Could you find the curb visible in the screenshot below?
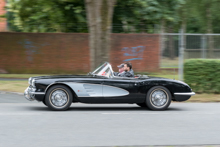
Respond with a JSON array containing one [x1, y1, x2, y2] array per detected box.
[[0, 91, 23, 95], [0, 78, 27, 81], [0, 77, 28, 79]]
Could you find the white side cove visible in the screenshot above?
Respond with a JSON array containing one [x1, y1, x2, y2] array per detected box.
[[64, 83, 129, 97], [102, 85, 129, 97]]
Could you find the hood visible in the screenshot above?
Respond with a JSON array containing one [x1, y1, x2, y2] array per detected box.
[[32, 75, 91, 80], [147, 76, 169, 79], [145, 76, 189, 86]]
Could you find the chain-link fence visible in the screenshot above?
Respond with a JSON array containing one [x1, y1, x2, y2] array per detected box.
[[160, 33, 220, 68], [160, 34, 179, 68], [185, 34, 220, 59], [160, 32, 220, 81]]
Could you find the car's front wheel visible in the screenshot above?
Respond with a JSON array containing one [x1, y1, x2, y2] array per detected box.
[[45, 85, 73, 111], [42, 100, 47, 106], [146, 86, 171, 110]]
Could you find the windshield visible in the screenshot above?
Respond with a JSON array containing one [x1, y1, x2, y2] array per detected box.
[[92, 62, 114, 78], [91, 62, 148, 79]]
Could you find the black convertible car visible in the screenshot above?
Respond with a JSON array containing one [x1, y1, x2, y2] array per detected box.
[[24, 62, 195, 111]]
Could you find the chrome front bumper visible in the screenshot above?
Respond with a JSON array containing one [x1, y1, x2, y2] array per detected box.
[[24, 87, 36, 101], [24, 87, 45, 101]]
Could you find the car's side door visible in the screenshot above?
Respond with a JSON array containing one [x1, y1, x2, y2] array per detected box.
[[61, 76, 105, 103], [102, 77, 143, 103]]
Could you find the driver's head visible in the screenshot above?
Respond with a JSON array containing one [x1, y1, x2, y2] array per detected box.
[[117, 64, 124, 73], [124, 62, 132, 71]]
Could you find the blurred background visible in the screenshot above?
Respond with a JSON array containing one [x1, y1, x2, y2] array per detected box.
[[0, 0, 220, 100]]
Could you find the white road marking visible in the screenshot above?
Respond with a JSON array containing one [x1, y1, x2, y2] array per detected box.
[[101, 112, 217, 115], [0, 113, 41, 116], [102, 113, 178, 115]]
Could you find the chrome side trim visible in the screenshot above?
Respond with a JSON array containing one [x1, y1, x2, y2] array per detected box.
[[31, 92, 45, 95], [174, 92, 195, 96]]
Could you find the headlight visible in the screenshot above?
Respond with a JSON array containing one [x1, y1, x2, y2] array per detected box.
[[28, 77, 32, 85], [31, 79, 36, 87]]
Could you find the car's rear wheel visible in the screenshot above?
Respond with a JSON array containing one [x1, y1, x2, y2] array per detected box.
[[146, 86, 171, 110], [45, 85, 73, 111]]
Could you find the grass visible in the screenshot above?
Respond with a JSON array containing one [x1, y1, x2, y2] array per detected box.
[[0, 81, 28, 93], [186, 94, 220, 102], [160, 57, 179, 68]]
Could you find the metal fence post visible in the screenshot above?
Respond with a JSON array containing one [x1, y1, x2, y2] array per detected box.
[[201, 35, 207, 58], [159, 30, 164, 69], [178, 29, 184, 81]]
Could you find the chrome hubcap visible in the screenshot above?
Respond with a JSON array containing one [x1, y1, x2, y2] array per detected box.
[[151, 90, 167, 107], [51, 90, 68, 107]]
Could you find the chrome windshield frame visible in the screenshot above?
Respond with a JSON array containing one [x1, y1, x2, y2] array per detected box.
[[92, 62, 115, 78]]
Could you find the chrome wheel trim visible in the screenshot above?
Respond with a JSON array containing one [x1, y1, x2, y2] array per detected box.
[[150, 89, 169, 108], [49, 88, 69, 108]]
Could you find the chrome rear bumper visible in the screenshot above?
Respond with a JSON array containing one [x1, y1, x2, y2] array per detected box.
[[173, 92, 195, 102], [174, 92, 195, 96]]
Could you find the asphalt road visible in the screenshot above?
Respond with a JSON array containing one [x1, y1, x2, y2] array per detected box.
[[0, 92, 220, 147]]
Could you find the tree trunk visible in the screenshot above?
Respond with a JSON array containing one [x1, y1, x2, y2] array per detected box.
[[85, 0, 116, 71], [206, 3, 213, 58]]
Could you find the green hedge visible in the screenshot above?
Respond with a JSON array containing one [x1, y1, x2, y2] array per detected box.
[[184, 59, 220, 93]]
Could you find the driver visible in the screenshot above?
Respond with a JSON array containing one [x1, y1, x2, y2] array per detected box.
[[113, 63, 124, 76], [118, 62, 134, 77]]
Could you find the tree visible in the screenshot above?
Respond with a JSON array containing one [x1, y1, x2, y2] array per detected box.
[[159, 0, 183, 60], [148, 0, 185, 60], [7, 0, 116, 70], [112, 0, 151, 33], [6, 0, 87, 32], [187, 0, 220, 58], [85, 0, 116, 70], [7, 0, 220, 64]]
